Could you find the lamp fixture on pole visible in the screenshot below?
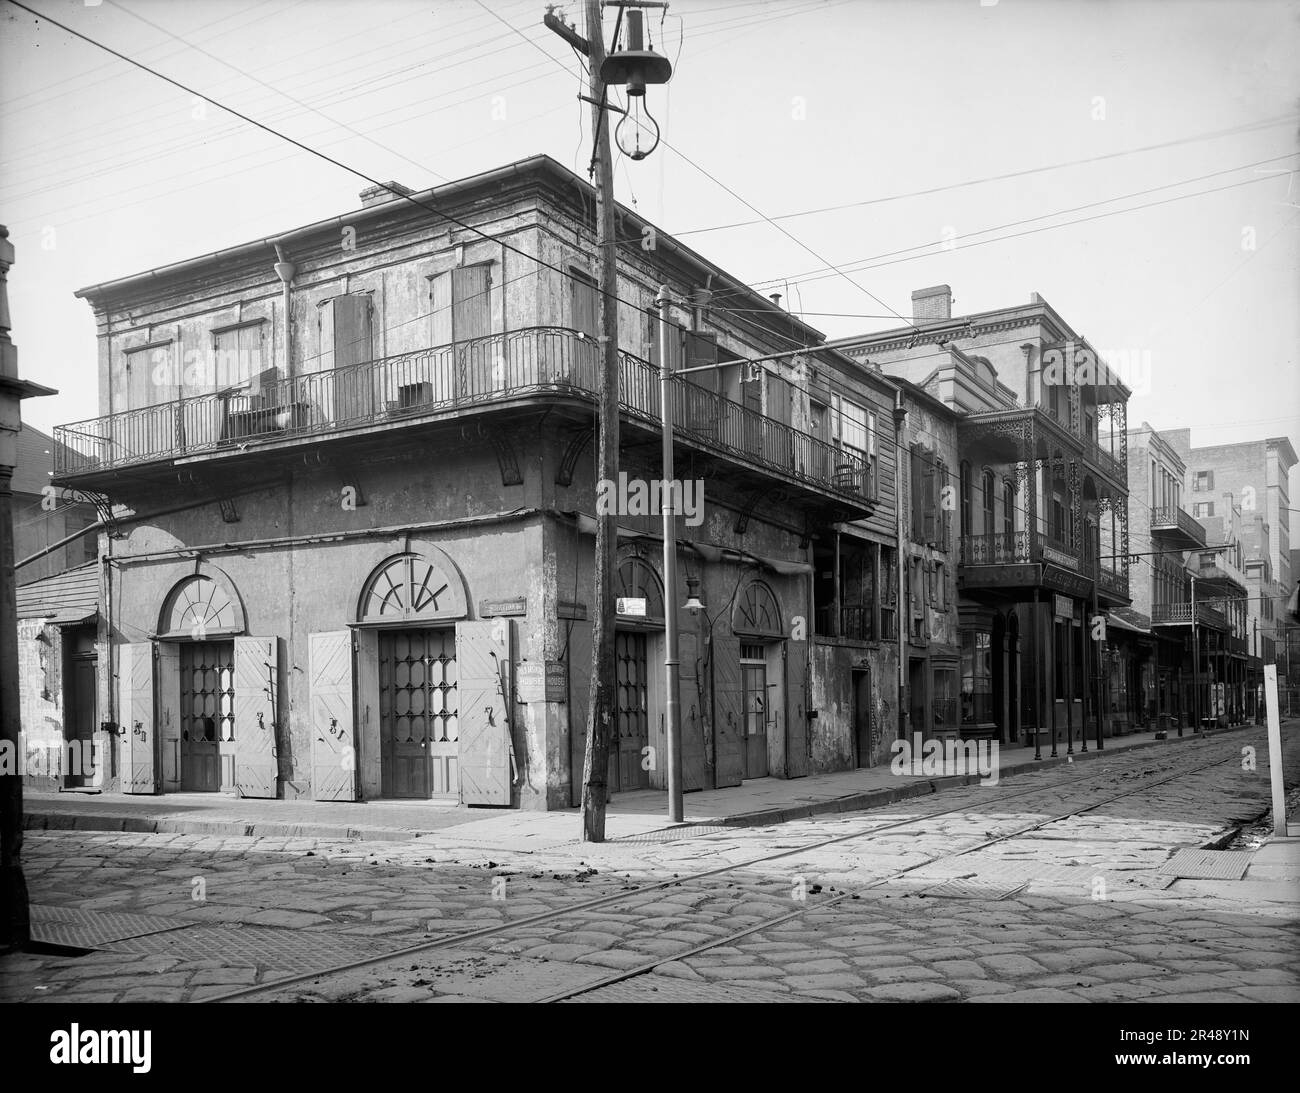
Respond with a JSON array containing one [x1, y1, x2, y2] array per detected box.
[[600, 7, 672, 160]]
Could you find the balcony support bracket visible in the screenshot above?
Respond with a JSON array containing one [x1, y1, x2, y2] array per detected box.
[[735, 487, 784, 535], [479, 425, 523, 487], [556, 425, 594, 488]]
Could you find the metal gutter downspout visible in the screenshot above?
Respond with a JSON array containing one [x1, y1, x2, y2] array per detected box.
[[893, 385, 908, 748], [273, 246, 296, 381]]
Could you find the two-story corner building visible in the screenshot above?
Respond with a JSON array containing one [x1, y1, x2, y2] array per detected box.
[[839, 286, 1134, 753], [49, 154, 896, 809]]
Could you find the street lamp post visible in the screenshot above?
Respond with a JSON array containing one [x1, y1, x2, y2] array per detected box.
[[657, 285, 684, 823], [1190, 573, 1199, 736]]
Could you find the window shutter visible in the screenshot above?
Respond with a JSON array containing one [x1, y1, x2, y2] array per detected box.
[[922, 460, 937, 542], [430, 272, 452, 347], [570, 271, 599, 338], [333, 295, 373, 368], [453, 265, 491, 341]]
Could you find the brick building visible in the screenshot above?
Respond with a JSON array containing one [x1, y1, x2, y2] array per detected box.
[[1164, 430, 1296, 721], [45, 155, 901, 806], [840, 286, 1133, 751]]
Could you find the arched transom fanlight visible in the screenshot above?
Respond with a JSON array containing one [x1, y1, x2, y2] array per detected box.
[[161, 575, 241, 639], [733, 580, 783, 638], [359, 552, 466, 624], [616, 555, 664, 620]]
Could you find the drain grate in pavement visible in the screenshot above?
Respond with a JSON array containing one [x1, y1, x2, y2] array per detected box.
[[30, 906, 195, 949], [1159, 849, 1252, 880], [566, 976, 812, 1003], [98, 923, 408, 969], [920, 877, 1029, 901], [613, 823, 733, 844]]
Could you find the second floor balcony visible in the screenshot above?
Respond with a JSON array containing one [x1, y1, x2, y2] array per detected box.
[[1150, 506, 1207, 550], [959, 530, 1130, 603], [53, 326, 876, 514], [1151, 600, 1227, 630]]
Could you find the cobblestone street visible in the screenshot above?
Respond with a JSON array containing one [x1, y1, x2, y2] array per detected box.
[[3, 726, 1296, 1003]]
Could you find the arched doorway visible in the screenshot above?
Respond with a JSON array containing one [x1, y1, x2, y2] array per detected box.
[[732, 580, 785, 780], [612, 554, 664, 794], [145, 570, 274, 798], [346, 548, 479, 802]]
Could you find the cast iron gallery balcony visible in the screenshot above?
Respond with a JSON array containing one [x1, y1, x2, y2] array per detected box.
[[1149, 505, 1207, 550], [959, 531, 1130, 599], [53, 326, 876, 509]]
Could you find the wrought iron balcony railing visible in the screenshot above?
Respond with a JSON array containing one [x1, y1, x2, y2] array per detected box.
[[959, 530, 1080, 567], [1096, 566, 1129, 599], [54, 326, 876, 506], [1151, 601, 1227, 628], [1150, 505, 1207, 546]]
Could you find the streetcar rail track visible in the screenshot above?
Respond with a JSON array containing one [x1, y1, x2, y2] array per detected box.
[[205, 733, 1243, 1002]]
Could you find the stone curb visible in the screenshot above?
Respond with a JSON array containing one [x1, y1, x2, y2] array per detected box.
[[22, 723, 1257, 844]]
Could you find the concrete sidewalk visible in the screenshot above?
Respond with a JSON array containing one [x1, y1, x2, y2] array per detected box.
[[22, 721, 1276, 847]]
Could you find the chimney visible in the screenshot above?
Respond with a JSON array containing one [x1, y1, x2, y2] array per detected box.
[[359, 181, 414, 208], [911, 284, 952, 322], [769, 292, 783, 308]]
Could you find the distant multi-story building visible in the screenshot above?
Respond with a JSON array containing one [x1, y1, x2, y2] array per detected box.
[[1164, 430, 1296, 720], [841, 285, 1133, 751]]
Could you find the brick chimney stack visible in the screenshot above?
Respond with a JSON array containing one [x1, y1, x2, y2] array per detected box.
[[911, 284, 952, 322], [359, 181, 414, 207]]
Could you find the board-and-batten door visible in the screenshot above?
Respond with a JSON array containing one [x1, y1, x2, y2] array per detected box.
[[354, 628, 381, 800], [310, 630, 358, 801], [232, 636, 278, 798], [156, 643, 182, 792], [455, 620, 512, 806], [319, 295, 374, 423], [118, 643, 156, 794], [710, 635, 745, 788]]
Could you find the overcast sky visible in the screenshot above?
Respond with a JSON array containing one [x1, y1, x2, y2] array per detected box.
[[2, 0, 1298, 501]]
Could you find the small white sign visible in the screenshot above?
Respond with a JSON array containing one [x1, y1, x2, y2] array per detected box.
[[616, 597, 647, 617], [1054, 594, 1074, 620]]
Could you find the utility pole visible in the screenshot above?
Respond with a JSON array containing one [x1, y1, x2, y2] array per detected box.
[[547, 2, 671, 840], [556, 0, 620, 842], [1, 225, 55, 953]]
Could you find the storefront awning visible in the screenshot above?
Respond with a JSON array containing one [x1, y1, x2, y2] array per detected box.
[[1107, 609, 1152, 635]]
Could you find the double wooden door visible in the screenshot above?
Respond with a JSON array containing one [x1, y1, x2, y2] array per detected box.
[[612, 631, 650, 793], [379, 628, 459, 799], [180, 641, 236, 792]]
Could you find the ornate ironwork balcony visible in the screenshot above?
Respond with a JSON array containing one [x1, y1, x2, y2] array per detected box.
[[54, 327, 876, 508], [960, 531, 1032, 565], [1150, 506, 1207, 549], [1152, 601, 1227, 628]]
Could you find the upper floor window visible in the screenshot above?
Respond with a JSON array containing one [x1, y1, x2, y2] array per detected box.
[[212, 320, 265, 390], [832, 395, 871, 461], [1193, 501, 1214, 518], [1193, 470, 1213, 492], [960, 461, 972, 537], [981, 470, 996, 536], [321, 294, 373, 370], [569, 269, 599, 339], [430, 264, 491, 346]]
